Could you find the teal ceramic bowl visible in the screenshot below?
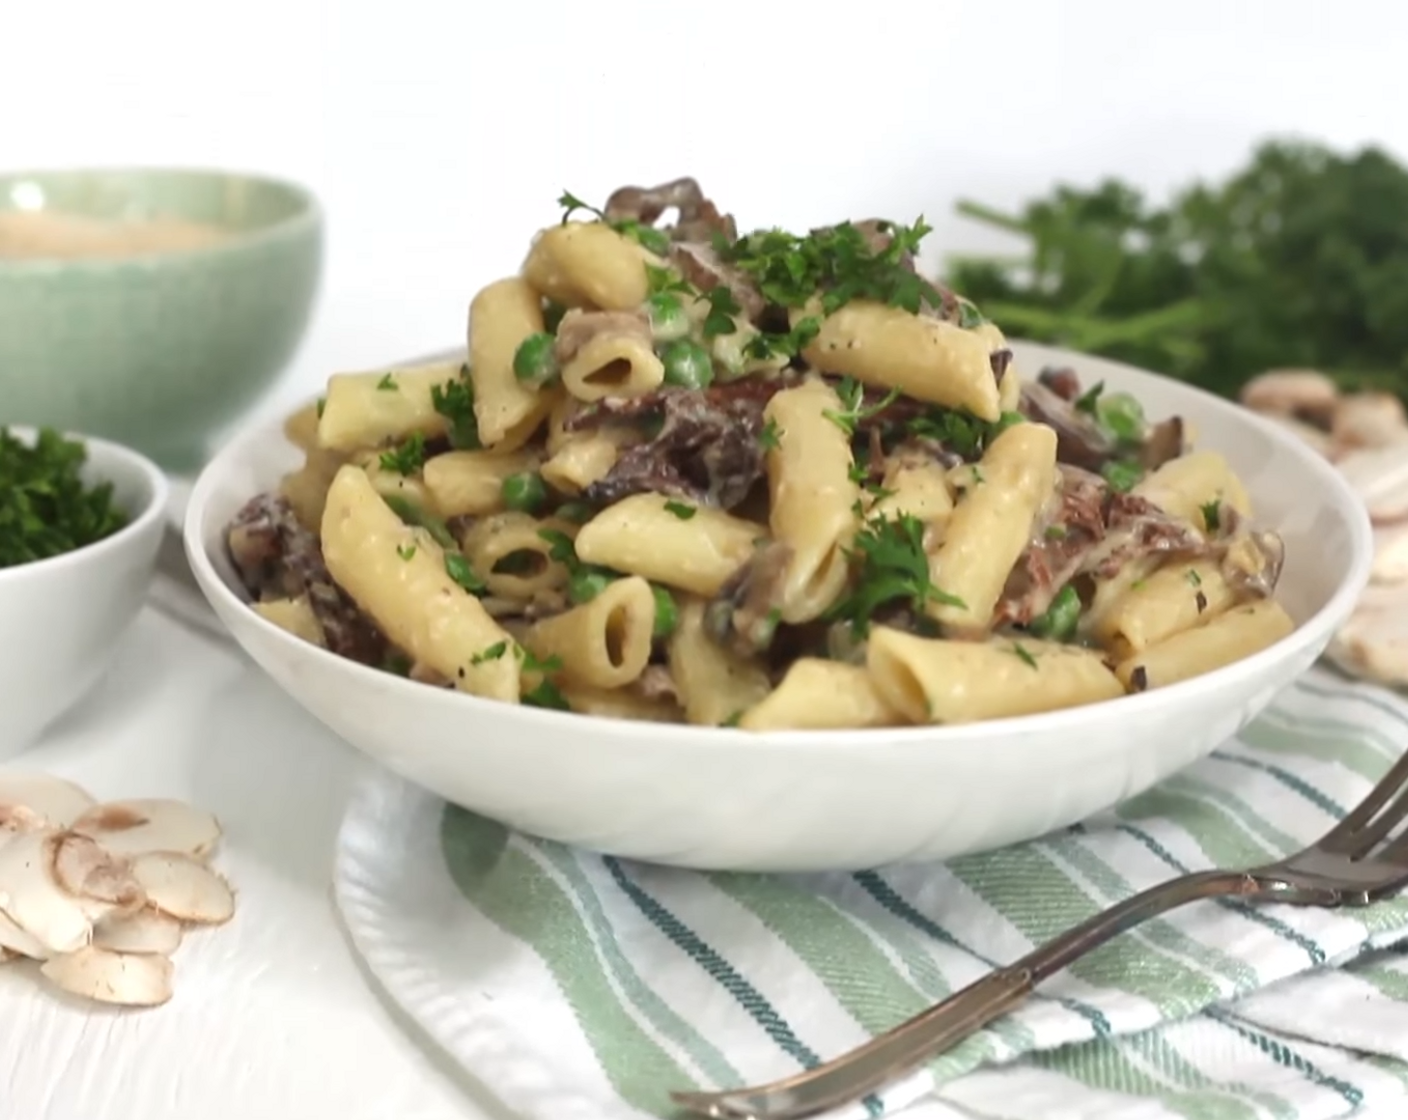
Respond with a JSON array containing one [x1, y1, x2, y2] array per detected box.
[[0, 168, 323, 471]]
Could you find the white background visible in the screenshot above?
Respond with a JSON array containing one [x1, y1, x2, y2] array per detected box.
[[6, 0, 1407, 435]]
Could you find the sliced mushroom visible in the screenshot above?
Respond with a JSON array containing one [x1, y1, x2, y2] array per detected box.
[[1327, 583, 1408, 687], [73, 800, 221, 861], [50, 831, 146, 915], [1372, 525, 1408, 585], [1239, 369, 1340, 426], [1331, 392, 1408, 452], [1335, 444, 1408, 524], [40, 946, 173, 1007], [131, 853, 235, 926], [0, 774, 96, 831], [0, 831, 97, 954], [92, 907, 183, 956], [0, 907, 48, 960], [1257, 412, 1336, 458]]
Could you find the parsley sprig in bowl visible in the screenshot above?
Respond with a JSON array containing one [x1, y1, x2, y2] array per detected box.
[[0, 425, 168, 751]]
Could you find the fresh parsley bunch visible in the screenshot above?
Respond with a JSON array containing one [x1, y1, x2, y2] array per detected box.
[[0, 427, 128, 569]]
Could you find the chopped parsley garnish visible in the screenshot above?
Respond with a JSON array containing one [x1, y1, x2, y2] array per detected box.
[[1044, 525, 1068, 540], [0, 427, 128, 569], [1101, 460, 1143, 493], [538, 528, 618, 603], [720, 219, 943, 317], [315, 397, 326, 419], [1074, 379, 1146, 444], [1028, 585, 1081, 643], [956, 300, 986, 329], [907, 408, 1022, 460], [516, 645, 564, 675], [431, 372, 481, 450], [1200, 500, 1222, 533], [471, 640, 509, 665], [557, 189, 670, 255], [646, 265, 692, 295], [663, 500, 696, 520], [382, 652, 412, 677], [382, 495, 456, 549], [1186, 569, 1203, 587], [538, 528, 577, 565], [379, 432, 427, 476], [524, 680, 571, 710], [1010, 642, 1039, 669], [826, 513, 964, 635], [759, 418, 783, 451], [700, 286, 742, 338], [823, 376, 899, 437], [444, 552, 487, 595], [1074, 380, 1105, 414], [396, 542, 417, 561], [376, 373, 397, 391], [742, 315, 822, 361], [721, 710, 744, 728]]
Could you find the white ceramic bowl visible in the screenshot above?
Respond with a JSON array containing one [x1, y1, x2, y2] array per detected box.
[[0, 428, 167, 755], [185, 343, 1373, 871]]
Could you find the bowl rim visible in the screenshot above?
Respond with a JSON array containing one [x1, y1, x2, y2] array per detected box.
[[0, 425, 169, 583], [185, 343, 1375, 748], [0, 165, 322, 272]]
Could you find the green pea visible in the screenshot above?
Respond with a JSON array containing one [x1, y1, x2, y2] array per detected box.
[[1096, 391, 1146, 444], [1029, 584, 1081, 642], [650, 585, 679, 639], [513, 332, 559, 387], [569, 568, 615, 604], [554, 500, 594, 524], [646, 292, 690, 342], [501, 471, 548, 513], [1101, 460, 1143, 494], [658, 338, 715, 390]]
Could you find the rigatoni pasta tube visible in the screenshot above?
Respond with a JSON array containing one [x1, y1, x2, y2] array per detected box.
[[560, 329, 665, 402], [738, 660, 902, 731], [541, 433, 624, 494], [422, 449, 538, 518], [460, 512, 572, 600], [522, 576, 655, 689], [574, 493, 765, 596], [317, 362, 462, 452], [469, 278, 548, 446], [800, 301, 1002, 421], [1094, 558, 1238, 658], [558, 682, 683, 724], [1115, 599, 1295, 692], [521, 221, 652, 310], [1133, 451, 1252, 526], [320, 466, 519, 702], [764, 379, 860, 622], [867, 628, 1123, 725], [668, 600, 772, 727], [927, 423, 1058, 631]]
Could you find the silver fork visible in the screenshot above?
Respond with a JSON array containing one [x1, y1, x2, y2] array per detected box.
[[672, 745, 1408, 1120]]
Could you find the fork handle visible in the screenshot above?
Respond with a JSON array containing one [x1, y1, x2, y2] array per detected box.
[[671, 869, 1259, 1120]]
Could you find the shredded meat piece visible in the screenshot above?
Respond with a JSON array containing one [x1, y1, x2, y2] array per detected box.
[[670, 241, 766, 321], [703, 541, 793, 658], [996, 467, 1108, 624], [554, 308, 652, 366], [566, 381, 796, 509], [604, 178, 737, 243], [225, 493, 386, 664], [1099, 491, 1208, 577]]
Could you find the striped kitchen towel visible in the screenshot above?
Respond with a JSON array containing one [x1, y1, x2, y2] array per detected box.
[[334, 667, 1408, 1120]]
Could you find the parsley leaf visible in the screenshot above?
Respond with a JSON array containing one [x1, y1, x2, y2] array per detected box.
[[906, 408, 1021, 460], [396, 542, 416, 561], [1010, 641, 1039, 669], [663, 500, 696, 520], [315, 397, 326, 419], [382, 495, 456, 549], [0, 427, 128, 569], [700, 286, 741, 338], [524, 680, 571, 710], [1186, 569, 1203, 587], [516, 644, 564, 674], [558, 190, 602, 223], [471, 640, 509, 665], [646, 265, 692, 295], [376, 373, 397, 391], [826, 513, 965, 635], [823, 376, 900, 436], [557, 190, 670, 255], [758, 418, 783, 450], [1200, 500, 1222, 533], [444, 552, 487, 595], [379, 432, 427, 476], [431, 372, 481, 450], [1074, 380, 1105, 414]]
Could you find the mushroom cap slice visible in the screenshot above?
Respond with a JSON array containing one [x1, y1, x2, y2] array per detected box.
[[1336, 444, 1408, 525], [40, 946, 173, 1007], [1240, 369, 1340, 423], [50, 832, 145, 916], [130, 853, 235, 926], [0, 774, 96, 831], [0, 907, 48, 960], [92, 908, 183, 956], [73, 800, 221, 861], [0, 831, 96, 955]]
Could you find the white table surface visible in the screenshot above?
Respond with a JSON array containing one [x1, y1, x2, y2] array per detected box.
[[3, 606, 497, 1120]]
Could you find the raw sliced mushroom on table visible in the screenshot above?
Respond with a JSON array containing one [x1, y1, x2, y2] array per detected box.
[[1239, 370, 1408, 686], [0, 774, 236, 1007]]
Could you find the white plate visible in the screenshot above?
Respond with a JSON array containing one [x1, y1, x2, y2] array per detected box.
[[184, 342, 1373, 871]]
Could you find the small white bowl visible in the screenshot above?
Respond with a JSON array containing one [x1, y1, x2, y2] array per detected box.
[[0, 428, 167, 755], [185, 343, 1373, 872]]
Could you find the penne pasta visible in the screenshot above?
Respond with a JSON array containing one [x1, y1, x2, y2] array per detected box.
[[1115, 599, 1295, 692], [469, 277, 549, 446], [1133, 450, 1252, 526], [521, 221, 654, 310], [317, 361, 463, 452], [522, 576, 656, 689], [558, 681, 684, 723], [667, 599, 772, 727], [459, 512, 572, 600], [319, 466, 520, 702], [928, 422, 1058, 631], [573, 493, 765, 597], [764, 379, 861, 622], [1094, 557, 1238, 658], [800, 300, 1003, 421], [284, 402, 322, 452], [540, 432, 626, 494], [867, 627, 1123, 724], [738, 659, 903, 731], [253, 596, 326, 647], [422, 449, 539, 519]]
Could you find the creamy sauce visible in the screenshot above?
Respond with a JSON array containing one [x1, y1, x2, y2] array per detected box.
[[0, 209, 230, 261]]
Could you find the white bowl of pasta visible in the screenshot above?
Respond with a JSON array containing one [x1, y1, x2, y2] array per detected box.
[[183, 182, 1373, 871]]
